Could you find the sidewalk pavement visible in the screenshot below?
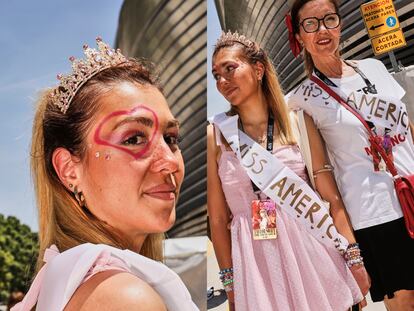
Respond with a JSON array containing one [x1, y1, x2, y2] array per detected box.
[[207, 240, 386, 311]]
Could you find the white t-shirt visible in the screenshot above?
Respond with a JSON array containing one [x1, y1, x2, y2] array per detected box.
[[287, 58, 414, 230]]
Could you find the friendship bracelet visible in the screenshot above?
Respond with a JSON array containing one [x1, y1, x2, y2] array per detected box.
[[219, 267, 233, 275], [346, 257, 364, 268], [347, 243, 360, 250], [344, 243, 364, 267], [223, 283, 234, 292], [219, 267, 234, 292], [345, 248, 361, 257]]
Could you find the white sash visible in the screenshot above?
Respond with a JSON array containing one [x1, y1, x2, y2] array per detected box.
[[211, 112, 349, 254], [345, 91, 409, 136], [291, 79, 409, 136]]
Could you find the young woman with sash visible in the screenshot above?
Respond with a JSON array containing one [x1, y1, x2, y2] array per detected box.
[[208, 31, 367, 311], [286, 0, 414, 309]]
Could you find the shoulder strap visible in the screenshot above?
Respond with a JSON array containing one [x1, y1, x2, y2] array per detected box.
[[310, 75, 399, 177], [296, 110, 315, 189]]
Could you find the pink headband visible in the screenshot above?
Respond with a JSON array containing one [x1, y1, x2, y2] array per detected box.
[[285, 14, 302, 58]]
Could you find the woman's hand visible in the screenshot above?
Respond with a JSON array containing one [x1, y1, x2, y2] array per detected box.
[[350, 264, 369, 309], [360, 297, 367, 308], [350, 264, 371, 297]]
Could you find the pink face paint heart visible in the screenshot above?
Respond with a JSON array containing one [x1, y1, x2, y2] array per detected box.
[[94, 105, 159, 160]]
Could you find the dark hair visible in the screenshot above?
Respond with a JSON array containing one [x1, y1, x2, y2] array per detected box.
[[31, 59, 164, 270], [290, 0, 340, 76], [213, 37, 295, 145], [7, 291, 24, 310]]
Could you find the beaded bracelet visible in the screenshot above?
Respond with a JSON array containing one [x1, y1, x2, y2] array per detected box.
[[222, 279, 234, 292], [219, 267, 233, 274], [346, 258, 364, 268], [219, 267, 234, 292], [344, 243, 364, 268]]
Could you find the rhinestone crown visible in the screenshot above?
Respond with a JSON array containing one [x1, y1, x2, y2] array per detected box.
[[215, 31, 257, 49], [51, 37, 128, 114]]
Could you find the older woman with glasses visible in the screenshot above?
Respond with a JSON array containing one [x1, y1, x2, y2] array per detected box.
[[286, 0, 414, 310]]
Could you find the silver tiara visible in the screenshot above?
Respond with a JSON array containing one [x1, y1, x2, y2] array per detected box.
[[216, 31, 257, 49], [51, 37, 128, 114]]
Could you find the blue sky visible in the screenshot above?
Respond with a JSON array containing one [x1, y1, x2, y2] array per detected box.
[[0, 0, 123, 230]]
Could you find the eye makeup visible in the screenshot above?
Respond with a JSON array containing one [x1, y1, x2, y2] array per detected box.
[[212, 61, 240, 80], [93, 105, 159, 160]]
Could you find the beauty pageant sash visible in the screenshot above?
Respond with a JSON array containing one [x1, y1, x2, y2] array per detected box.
[[346, 91, 409, 136], [290, 79, 409, 136], [211, 113, 349, 253]]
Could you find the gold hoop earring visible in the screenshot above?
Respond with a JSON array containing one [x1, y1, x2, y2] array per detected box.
[[73, 186, 86, 207]]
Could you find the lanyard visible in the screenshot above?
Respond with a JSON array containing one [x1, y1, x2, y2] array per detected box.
[[239, 113, 274, 193], [314, 60, 378, 94]]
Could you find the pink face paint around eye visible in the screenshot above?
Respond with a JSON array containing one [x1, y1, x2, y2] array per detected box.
[[93, 105, 159, 160]]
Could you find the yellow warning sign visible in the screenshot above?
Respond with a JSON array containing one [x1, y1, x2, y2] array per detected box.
[[360, 0, 400, 38], [371, 29, 406, 55]]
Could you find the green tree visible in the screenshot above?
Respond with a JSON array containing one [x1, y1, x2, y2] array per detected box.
[[0, 214, 38, 304]]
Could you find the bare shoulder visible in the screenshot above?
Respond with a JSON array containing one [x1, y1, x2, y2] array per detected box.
[[207, 123, 216, 142], [65, 270, 166, 311], [207, 124, 219, 152]]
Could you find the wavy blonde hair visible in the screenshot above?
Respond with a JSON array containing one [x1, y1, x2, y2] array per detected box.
[[31, 61, 164, 271], [213, 35, 296, 145]]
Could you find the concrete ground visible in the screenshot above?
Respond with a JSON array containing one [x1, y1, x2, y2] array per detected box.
[[207, 240, 386, 311]]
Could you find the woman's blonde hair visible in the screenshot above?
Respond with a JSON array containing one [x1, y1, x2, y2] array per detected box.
[[31, 61, 164, 271], [213, 35, 296, 145]]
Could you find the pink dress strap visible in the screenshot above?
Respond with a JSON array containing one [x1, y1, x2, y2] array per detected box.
[[82, 250, 129, 283], [11, 245, 60, 311], [213, 124, 227, 152]]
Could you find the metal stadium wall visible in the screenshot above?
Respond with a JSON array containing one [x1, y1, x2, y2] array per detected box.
[[115, 0, 207, 237]]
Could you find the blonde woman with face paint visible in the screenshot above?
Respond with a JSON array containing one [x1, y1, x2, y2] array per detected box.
[[286, 0, 414, 309], [12, 38, 198, 311], [207, 31, 365, 311]]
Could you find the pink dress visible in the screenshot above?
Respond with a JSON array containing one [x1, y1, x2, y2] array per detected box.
[[218, 144, 363, 311]]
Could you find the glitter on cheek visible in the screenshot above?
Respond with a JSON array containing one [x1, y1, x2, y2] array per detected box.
[[95, 151, 100, 158], [105, 152, 111, 160]]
